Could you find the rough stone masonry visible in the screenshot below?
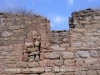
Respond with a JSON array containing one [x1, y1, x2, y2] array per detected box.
[[0, 8, 100, 75]]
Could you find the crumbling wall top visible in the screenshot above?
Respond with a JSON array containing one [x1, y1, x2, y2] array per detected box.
[[69, 8, 100, 28], [72, 8, 100, 17]]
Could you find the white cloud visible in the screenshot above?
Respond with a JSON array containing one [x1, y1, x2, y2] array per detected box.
[[53, 16, 68, 24], [48, 13, 68, 30], [36, 0, 50, 2], [5, 0, 14, 8], [67, 0, 74, 5], [88, 0, 94, 2], [1, 0, 26, 9]]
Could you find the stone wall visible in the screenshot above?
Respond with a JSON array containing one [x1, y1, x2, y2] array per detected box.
[[69, 8, 100, 75], [0, 8, 100, 75], [0, 13, 51, 75]]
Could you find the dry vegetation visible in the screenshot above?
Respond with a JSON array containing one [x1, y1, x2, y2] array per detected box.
[[1, 7, 35, 16]]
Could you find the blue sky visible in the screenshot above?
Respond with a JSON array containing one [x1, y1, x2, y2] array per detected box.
[[0, 0, 100, 30]]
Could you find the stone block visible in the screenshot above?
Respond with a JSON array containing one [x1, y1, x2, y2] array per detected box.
[[41, 41, 46, 48], [65, 72, 74, 75], [71, 37, 78, 42], [29, 51, 39, 56], [71, 42, 82, 47], [44, 67, 52, 72], [63, 38, 69, 42], [63, 52, 74, 59], [89, 37, 99, 42], [9, 57, 18, 61], [94, 16, 100, 19], [30, 67, 45, 73], [51, 40, 62, 44], [1, 51, 9, 55], [54, 60, 63, 66], [85, 25, 93, 29], [67, 66, 77, 72], [30, 74, 39, 75], [75, 59, 84, 66], [87, 70, 97, 75], [5, 59, 16, 64], [34, 40, 40, 47], [95, 40, 100, 45], [75, 51, 90, 58], [70, 34, 78, 38], [87, 42, 96, 48], [80, 20, 90, 24], [40, 51, 45, 60], [85, 33, 92, 36], [16, 61, 27, 68], [52, 66, 60, 73], [22, 52, 28, 62], [79, 71, 87, 75], [46, 60, 54, 67], [72, 28, 86, 32], [96, 70, 100, 75], [28, 62, 38, 68], [45, 52, 60, 59], [0, 18, 4, 22], [84, 58, 98, 65], [8, 25, 20, 30], [78, 65, 90, 71], [25, 42, 33, 47], [50, 44, 59, 49], [93, 24, 100, 28], [41, 72, 55, 75], [39, 60, 48, 67], [91, 64, 100, 70], [26, 47, 39, 53], [55, 73, 67, 75], [31, 30, 37, 36], [37, 35, 41, 40], [10, 51, 19, 56], [73, 19, 78, 24], [64, 59, 75, 66], [29, 56, 35, 62], [50, 44, 66, 51], [89, 50, 98, 57], [93, 33, 100, 36], [52, 33, 60, 37], [1, 31, 13, 37], [35, 55, 39, 61], [98, 51, 100, 57], [6, 64, 16, 68], [60, 32, 69, 35], [60, 43, 70, 47], [74, 72, 81, 75], [86, 16, 93, 20]]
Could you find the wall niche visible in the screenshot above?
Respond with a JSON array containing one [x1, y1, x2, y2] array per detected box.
[[22, 30, 41, 62]]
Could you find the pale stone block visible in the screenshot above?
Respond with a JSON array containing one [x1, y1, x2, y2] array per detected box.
[[63, 52, 74, 59], [75, 51, 90, 58], [45, 52, 60, 59]]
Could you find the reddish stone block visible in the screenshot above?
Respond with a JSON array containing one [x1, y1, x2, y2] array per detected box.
[[64, 59, 75, 66], [16, 61, 27, 68], [22, 52, 28, 62], [87, 70, 97, 75], [40, 51, 44, 60], [41, 41, 46, 48]]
